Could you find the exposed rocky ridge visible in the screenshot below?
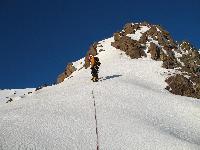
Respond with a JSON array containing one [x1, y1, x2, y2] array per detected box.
[[57, 22, 200, 99], [109, 22, 200, 99], [111, 22, 177, 63], [57, 63, 76, 83]]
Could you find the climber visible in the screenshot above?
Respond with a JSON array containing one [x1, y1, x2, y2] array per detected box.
[[88, 54, 101, 82]]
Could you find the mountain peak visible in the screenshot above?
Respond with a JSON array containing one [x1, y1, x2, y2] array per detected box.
[[1, 22, 200, 150], [57, 22, 200, 99]]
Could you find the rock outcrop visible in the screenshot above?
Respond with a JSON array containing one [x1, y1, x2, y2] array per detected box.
[[84, 42, 98, 69], [111, 36, 146, 59], [110, 22, 200, 99], [148, 42, 160, 60], [166, 41, 200, 99], [57, 63, 76, 84], [57, 21, 200, 99], [111, 22, 177, 63], [165, 75, 196, 98]]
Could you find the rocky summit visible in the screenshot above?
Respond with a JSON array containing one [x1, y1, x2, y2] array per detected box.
[[57, 22, 200, 99]]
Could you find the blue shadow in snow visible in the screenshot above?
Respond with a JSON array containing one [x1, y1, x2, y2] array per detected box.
[[103, 75, 122, 81]]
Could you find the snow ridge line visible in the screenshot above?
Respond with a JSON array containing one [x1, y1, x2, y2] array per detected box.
[[92, 89, 99, 150]]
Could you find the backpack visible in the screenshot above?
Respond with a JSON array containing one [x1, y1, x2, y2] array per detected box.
[[94, 57, 101, 66]]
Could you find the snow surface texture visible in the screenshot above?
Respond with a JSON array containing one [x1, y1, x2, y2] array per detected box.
[[1, 38, 200, 150], [0, 89, 35, 104]]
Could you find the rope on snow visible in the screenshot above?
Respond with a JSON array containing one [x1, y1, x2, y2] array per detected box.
[[92, 89, 99, 150]]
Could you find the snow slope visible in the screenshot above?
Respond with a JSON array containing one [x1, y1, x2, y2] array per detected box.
[[0, 89, 35, 104], [0, 37, 200, 150]]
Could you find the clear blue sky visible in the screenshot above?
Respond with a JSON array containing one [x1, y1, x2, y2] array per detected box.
[[0, 0, 199, 89]]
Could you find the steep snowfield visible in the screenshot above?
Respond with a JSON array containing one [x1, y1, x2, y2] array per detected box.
[[1, 37, 200, 150]]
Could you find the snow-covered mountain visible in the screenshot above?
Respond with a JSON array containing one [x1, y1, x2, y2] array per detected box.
[[58, 22, 200, 99], [1, 22, 200, 149]]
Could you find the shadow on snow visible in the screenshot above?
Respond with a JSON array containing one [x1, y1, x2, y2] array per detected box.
[[103, 75, 122, 81]]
